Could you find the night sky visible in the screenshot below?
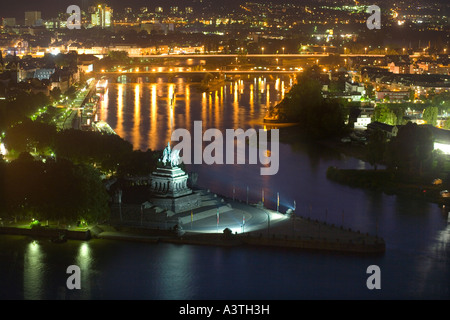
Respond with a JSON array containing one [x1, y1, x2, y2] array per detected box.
[[1, 0, 222, 18], [1, 0, 447, 24], [1, 0, 314, 19]]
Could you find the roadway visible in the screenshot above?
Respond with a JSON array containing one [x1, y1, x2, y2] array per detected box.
[[55, 79, 97, 130]]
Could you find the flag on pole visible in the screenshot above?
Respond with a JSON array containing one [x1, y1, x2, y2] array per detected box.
[[191, 210, 193, 222], [243, 214, 245, 226], [217, 208, 219, 225]]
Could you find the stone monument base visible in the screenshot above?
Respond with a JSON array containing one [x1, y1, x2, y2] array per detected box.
[[151, 192, 201, 216]]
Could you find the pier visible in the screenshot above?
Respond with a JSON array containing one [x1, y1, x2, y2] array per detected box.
[[102, 189, 385, 254]]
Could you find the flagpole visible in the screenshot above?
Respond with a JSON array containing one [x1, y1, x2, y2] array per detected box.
[[277, 192, 279, 213], [246, 186, 249, 205]]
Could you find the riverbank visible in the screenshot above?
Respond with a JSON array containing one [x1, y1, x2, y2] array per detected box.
[[0, 225, 91, 241], [96, 217, 385, 254], [0, 215, 385, 254], [276, 125, 450, 207], [327, 166, 450, 206]]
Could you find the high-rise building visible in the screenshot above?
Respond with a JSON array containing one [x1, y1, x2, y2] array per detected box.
[[91, 4, 112, 28], [185, 7, 194, 14], [170, 7, 179, 15], [155, 7, 163, 13], [24, 11, 41, 26], [125, 7, 132, 14], [2, 18, 16, 27]]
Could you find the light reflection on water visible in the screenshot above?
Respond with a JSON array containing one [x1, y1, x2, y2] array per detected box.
[[24, 241, 44, 300], [103, 76, 288, 151], [2, 76, 449, 299]]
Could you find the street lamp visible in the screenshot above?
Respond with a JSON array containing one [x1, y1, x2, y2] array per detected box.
[[282, 47, 285, 54], [364, 47, 367, 54], [261, 47, 264, 55], [344, 47, 347, 54]]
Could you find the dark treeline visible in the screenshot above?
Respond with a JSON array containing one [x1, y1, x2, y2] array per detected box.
[[266, 66, 348, 139], [0, 120, 160, 222], [366, 122, 437, 176], [0, 152, 109, 223], [3, 120, 159, 176], [0, 92, 50, 131]]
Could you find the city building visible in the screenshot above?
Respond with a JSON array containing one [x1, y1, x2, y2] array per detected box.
[[375, 90, 410, 101], [24, 11, 41, 26], [91, 4, 112, 28], [2, 18, 16, 27]]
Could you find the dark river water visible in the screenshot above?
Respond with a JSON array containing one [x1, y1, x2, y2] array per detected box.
[[1, 76, 449, 299]]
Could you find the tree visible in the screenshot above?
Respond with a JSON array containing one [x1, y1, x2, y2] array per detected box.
[[108, 51, 130, 64], [443, 119, 450, 130], [4, 119, 57, 155], [267, 69, 346, 138], [385, 122, 434, 174], [374, 105, 397, 125], [50, 87, 62, 101], [366, 129, 387, 170], [365, 83, 375, 100], [423, 106, 438, 126]]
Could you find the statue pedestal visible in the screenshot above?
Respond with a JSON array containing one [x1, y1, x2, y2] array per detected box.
[[149, 166, 200, 214]]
